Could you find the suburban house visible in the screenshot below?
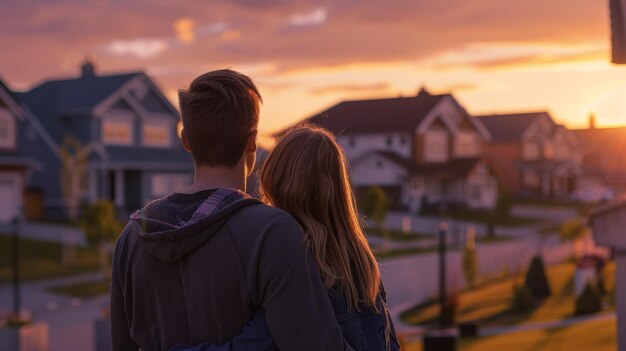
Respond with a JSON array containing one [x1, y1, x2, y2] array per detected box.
[[476, 112, 582, 198], [14, 59, 193, 218], [286, 88, 500, 213], [574, 118, 626, 195], [0, 78, 55, 222]]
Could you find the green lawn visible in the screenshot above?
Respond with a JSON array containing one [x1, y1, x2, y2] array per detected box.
[[403, 317, 616, 351], [374, 235, 515, 261], [401, 262, 615, 327], [513, 198, 598, 216], [446, 209, 540, 228], [48, 280, 110, 298], [365, 228, 435, 242], [0, 236, 101, 284]]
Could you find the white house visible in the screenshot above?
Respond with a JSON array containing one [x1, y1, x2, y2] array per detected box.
[[291, 88, 499, 213]]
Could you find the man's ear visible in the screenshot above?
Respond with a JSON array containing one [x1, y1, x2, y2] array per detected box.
[[181, 128, 192, 152], [247, 129, 258, 153]]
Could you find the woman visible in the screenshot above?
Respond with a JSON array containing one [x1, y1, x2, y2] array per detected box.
[[173, 125, 400, 351]]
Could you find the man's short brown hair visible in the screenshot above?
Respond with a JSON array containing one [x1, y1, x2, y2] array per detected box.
[[179, 69, 262, 167]]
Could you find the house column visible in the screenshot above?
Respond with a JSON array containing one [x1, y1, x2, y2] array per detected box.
[[88, 168, 97, 203], [114, 169, 125, 208]]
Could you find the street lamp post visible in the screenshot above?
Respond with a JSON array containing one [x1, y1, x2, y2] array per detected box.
[[438, 220, 448, 329], [11, 216, 21, 320]]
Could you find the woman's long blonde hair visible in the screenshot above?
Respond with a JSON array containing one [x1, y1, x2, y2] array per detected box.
[[260, 125, 380, 310]]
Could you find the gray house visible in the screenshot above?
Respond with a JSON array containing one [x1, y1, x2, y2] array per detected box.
[[16, 59, 193, 218], [0, 78, 52, 222]]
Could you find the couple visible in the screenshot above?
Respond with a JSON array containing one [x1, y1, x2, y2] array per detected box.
[[110, 69, 400, 351]]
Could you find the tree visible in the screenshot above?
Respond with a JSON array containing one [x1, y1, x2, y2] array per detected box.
[[495, 186, 512, 219], [60, 135, 103, 221], [361, 186, 389, 249], [574, 282, 603, 316], [488, 186, 511, 237], [462, 227, 478, 286], [511, 284, 535, 313], [361, 186, 388, 227], [80, 200, 124, 280], [524, 255, 552, 299], [462, 246, 478, 286]]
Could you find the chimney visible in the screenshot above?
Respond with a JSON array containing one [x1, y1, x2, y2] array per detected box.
[[81, 53, 97, 78], [417, 86, 430, 96], [589, 113, 596, 129]]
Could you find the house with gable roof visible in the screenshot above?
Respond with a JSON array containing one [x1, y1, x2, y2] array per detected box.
[[284, 88, 500, 213], [0, 78, 54, 222], [476, 112, 581, 198], [574, 119, 626, 194], [15, 58, 193, 218]]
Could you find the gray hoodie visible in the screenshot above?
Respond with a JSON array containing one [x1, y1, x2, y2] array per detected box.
[[110, 189, 350, 351]]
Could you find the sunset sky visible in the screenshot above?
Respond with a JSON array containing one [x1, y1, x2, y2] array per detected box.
[[2, 0, 626, 146]]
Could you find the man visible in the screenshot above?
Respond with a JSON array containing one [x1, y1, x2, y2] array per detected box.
[[110, 69, 350, 350]]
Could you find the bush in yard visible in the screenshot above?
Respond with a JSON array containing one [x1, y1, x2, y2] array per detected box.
[[524, 255, 552, 299], [80, 200, 124, 280], [462, 243, 478, 286], [441, 294, 460, 327], [511, 284, 535, 313], [361, 186, 388, 224], [575, 282, 603, 316]]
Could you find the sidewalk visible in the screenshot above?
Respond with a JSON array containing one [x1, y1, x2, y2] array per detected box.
[[0, 272, 108, 351], [393, 310, 616, 342]]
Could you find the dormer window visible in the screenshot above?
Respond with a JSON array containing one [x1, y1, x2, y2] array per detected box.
[[103, 120, 133, 145], [0, 108, 16, 149], [143, 122, 171, 147]]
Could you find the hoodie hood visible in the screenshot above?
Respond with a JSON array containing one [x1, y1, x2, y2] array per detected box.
[[131, 191, 261, 263]]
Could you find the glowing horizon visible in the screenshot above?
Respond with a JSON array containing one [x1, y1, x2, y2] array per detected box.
[[2, 0, 625, 147]]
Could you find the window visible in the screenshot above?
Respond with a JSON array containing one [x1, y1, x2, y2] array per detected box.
[[143, 123, 171, 147], [0, 108, 16, 149], [376, 160, 383, 168], [543, 141, 555, 160], [455, 132, 479, 157], [399, 135, 406, 145], [470, 184, 482, 201], [522, 142, 540, 160], [152, 174, 192, 196], [424, 130, 449, 162], [386, 135, 393, 146], [103, 120, 133, 145]]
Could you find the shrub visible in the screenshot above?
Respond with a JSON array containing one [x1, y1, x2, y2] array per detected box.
[[575, 282, 603, 316], [524, 255, 551, 299], [462, 245, 478, 286], [511, 284, 535, 313], [361, 186, 388, 225], [559, 219, 589, 242], [441, 294, 460, 327]]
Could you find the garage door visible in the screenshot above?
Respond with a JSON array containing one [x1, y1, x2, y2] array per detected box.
[[0, 179, 18, 222]]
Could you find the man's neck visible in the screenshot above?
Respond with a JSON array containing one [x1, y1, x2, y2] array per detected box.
[[181, 163, 246, 194]]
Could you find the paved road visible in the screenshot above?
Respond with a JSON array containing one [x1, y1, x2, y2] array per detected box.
[[0, 221, 86, 246], [0, 272, 108, 351]]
